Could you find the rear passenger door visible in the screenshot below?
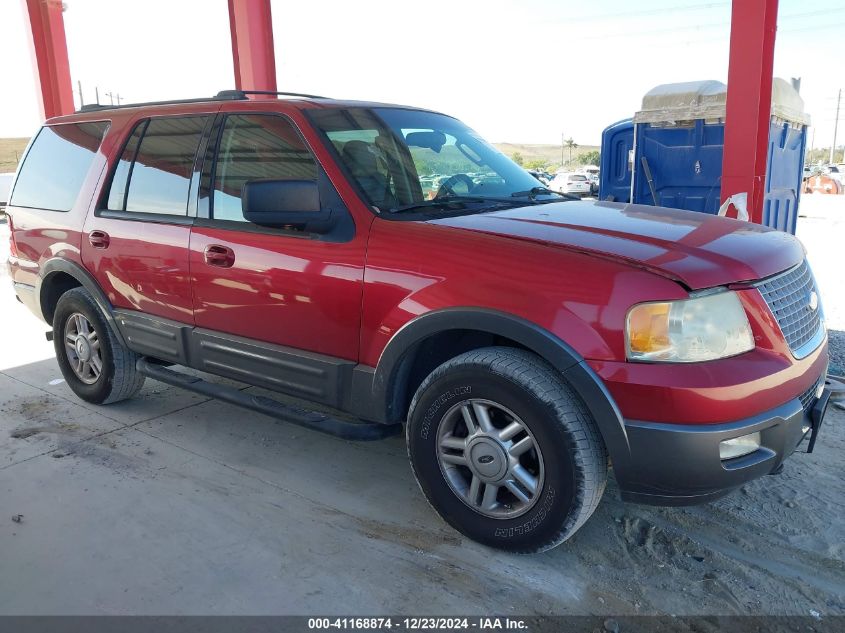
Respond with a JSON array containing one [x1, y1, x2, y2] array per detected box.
[[83, 115, 211, 325], [188, 112, 366, 401]]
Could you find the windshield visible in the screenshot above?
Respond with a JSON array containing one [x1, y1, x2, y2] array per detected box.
[[309, 107, 553, 212]]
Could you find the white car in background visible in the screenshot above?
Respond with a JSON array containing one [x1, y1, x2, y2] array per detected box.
[[0, 173, 16, 212], [549, 172, 592, 197]]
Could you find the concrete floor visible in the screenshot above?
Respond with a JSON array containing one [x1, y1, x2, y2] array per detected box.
[[1, 197, 844, 615]]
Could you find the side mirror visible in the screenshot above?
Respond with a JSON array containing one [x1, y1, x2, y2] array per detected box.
[[242, 179, 333, 232]]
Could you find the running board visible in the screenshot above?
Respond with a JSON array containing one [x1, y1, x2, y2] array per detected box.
[[135, 358, 402, 441]]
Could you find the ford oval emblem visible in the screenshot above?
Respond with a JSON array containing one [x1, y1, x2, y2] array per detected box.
[[477, 455, 495, 464], [808, 291, 819, 312]]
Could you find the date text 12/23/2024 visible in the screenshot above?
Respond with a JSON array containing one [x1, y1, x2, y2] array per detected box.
[[307, 618, 528, 630]]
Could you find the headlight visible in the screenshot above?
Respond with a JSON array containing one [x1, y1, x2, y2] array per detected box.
[[626, 291, 754, 362]]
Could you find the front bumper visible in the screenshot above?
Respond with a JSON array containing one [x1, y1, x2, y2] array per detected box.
[[616, 374, 844, 506]]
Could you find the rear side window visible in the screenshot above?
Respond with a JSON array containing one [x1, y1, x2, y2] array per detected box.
[[105, 116, 207, 216], [212, 114, 317, 221], [11, 122, 109, 212]]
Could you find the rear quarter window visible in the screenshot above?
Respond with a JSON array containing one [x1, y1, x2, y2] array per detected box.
[[10, 121, 109, 212]]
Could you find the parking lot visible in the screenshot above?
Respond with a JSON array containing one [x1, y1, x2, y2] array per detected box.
[[1, 196, 843, 616]]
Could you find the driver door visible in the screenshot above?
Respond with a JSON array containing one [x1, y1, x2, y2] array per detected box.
[[188, 111, 367, 404]]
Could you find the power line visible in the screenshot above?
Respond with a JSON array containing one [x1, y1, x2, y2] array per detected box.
[[574, 8, 839, 42], [831, 89, 841, 164], [551, 1, 729, 24], [781, 20, 845, 33]]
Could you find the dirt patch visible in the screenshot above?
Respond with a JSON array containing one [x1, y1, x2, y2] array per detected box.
[[16, 398, 58, 419], [1, 396, 62, 426], [9, 422, 81, 440], [354, 515, 463, 551], [315, 505, 463, 552], [555, 413, 845, 616]]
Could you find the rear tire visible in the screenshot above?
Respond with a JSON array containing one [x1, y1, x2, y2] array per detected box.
[[53, 287, 145, 404], [407, 347, 607, 553]]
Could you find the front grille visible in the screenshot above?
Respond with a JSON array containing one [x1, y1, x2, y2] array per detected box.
[[799, 374, 825, 413], [757, 260, 823, 357]]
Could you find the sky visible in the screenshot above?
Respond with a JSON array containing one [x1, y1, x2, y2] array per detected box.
[[1, 0, 843, 149]]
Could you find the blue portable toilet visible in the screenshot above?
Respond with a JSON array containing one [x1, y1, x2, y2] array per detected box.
[[599, 119, 634, 203], [599, 78, 810, 234]]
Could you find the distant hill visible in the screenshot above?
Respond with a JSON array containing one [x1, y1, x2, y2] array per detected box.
[[493, 142, 600, 171], [0, 138, 29, 173]]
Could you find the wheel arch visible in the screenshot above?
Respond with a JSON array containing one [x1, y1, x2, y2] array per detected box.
[[37, 258, 127, 347], [370, 307, 631, 465]]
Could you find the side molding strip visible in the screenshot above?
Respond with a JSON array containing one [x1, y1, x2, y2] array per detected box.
[[136, 358, 402, 441]]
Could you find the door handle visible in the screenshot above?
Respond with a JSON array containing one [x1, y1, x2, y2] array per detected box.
[[88, 230, 110, 249], [203, 244, 235, 268]]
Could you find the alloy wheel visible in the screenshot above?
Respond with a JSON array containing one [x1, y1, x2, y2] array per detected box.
[[63, 312, 103, 385], [436, 398, 545, 519]]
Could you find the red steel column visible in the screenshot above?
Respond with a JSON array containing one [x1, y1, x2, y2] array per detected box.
[[228, 0, 277, 93], [720, 0, 778, 224], [23, 0, 75, 120]]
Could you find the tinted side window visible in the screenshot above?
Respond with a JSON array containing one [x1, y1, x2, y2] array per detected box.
[[212, 115, 317, 221], [106, 121, 146, 211], [11, 122, 109, 212], [108, 117, 207, 216]]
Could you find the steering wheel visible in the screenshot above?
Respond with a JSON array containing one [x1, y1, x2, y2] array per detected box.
[[435, 173, 476, 198]]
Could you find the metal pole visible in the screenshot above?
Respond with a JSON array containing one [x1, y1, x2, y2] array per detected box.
[[22, 0, 75, 119], [95, 86, 99, 104], [228, 0, 277, 92], [720, 0, 778, 224], [77, 80, 84, 106], [830, 88, 841, 165], [561, 132, 564, 168]]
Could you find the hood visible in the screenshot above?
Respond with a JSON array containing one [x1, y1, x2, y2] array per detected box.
[[429, 200, 804, 290]]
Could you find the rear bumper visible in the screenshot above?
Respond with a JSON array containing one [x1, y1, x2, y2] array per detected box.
[[616, 374, 841, 505], [12, 281, 42, 321]]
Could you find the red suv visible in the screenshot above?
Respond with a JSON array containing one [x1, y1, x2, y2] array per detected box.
[[6, 91, 837, 552]]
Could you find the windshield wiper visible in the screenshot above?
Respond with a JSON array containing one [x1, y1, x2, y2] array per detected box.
[[510, 186, 575, 201], [389, 196, 520, 214]]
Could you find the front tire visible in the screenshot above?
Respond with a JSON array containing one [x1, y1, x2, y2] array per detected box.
[[407, 347, 607, 553], [53, 287, 145, 405]]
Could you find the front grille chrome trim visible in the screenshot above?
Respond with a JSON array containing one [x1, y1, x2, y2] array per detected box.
[[754, 260, 825, 360]]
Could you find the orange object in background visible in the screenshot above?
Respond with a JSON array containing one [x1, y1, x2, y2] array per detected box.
[[803, 174, 843, 195]]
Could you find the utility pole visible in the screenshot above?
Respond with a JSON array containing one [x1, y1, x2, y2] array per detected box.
[[105, 91, 114, 105], [561, 132, 565, 169], [831, 88, 841, 165], [95, 86, 100, 104], [77, 80, 84, 106]]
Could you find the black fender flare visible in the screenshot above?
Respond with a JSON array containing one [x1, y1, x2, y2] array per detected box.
[[370, 307, 631, 467], [37, 258, 127, 347]]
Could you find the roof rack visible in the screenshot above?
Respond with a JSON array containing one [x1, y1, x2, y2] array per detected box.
[[76, 89, 328, 113], [215, 89, 329, 100]]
